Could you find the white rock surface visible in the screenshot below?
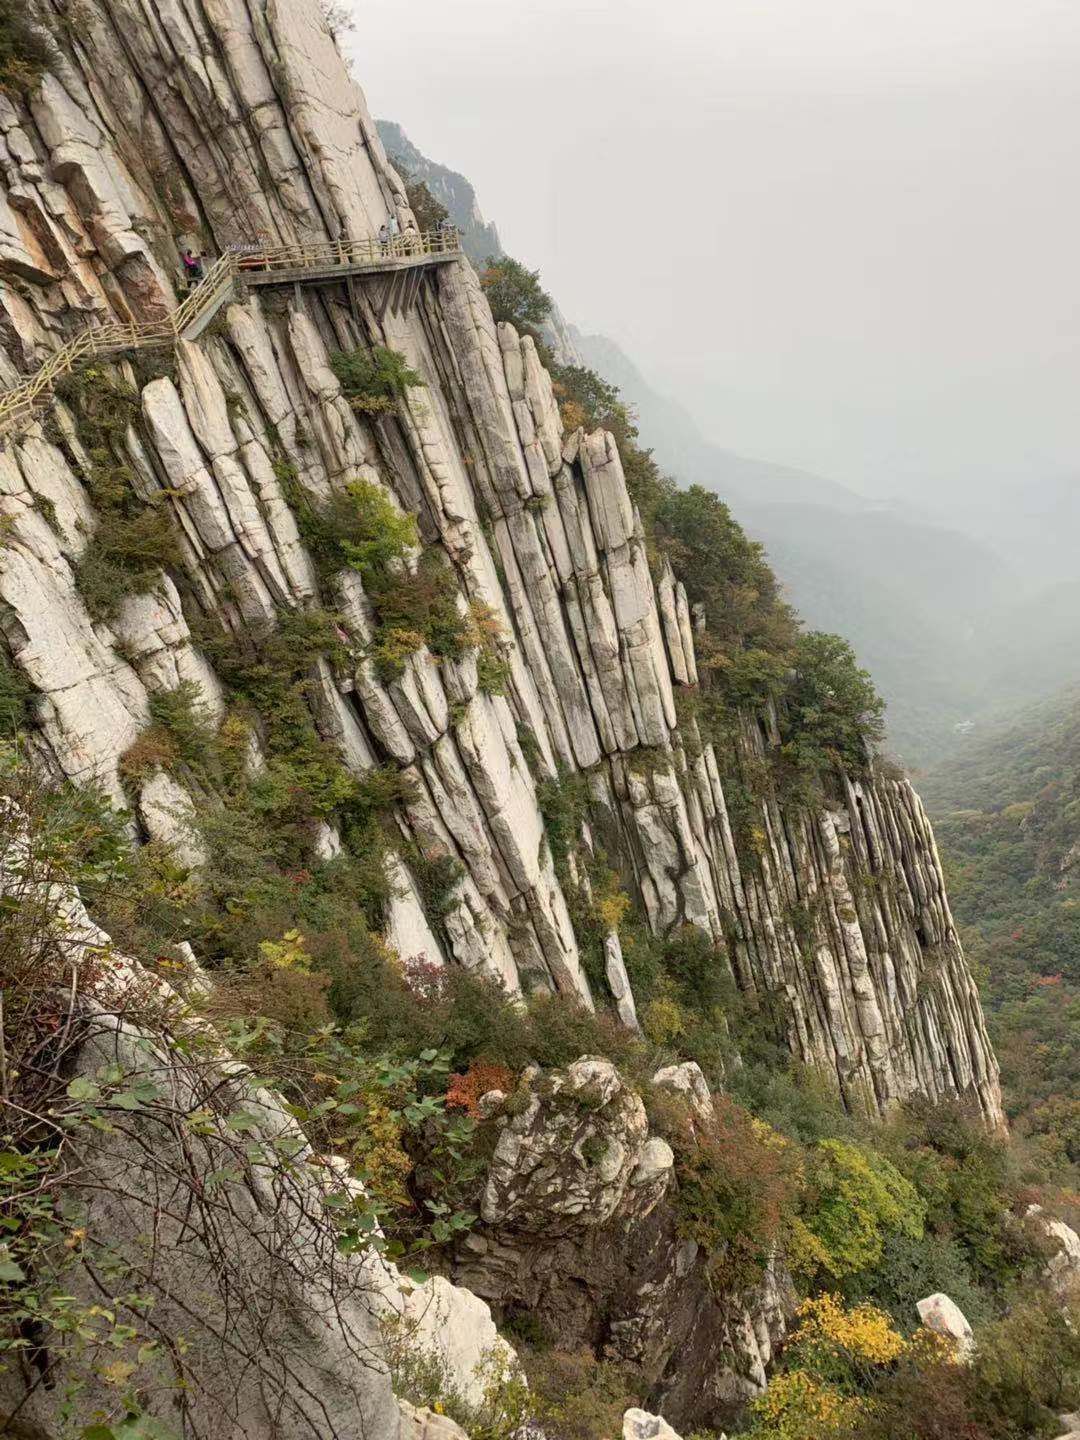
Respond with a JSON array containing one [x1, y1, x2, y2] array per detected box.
[[1027, 1205, 1080, 1295], [652, 1062, 716, 1126], [136, 768, 205, 868], [398, 1402, 472, 1440], [605, 929, 641, 1030], [380, 1272, 518, 1411], [623, 1410, 687, 1440], [916, 1292, 975, 1360]]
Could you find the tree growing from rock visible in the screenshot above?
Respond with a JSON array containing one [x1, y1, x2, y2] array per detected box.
[[480, 255, 552, 333]]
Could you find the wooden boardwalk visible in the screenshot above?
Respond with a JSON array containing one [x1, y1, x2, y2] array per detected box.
[[0, 230, 461, 438]]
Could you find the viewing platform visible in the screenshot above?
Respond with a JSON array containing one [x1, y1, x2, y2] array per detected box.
[[0, 229, 462, 439]]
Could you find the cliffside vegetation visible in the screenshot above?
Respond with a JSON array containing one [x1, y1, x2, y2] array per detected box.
[[924, 687, 1080, 1176], [0, 2, 50, 93], [479, 256, 553, 337], [55, 368, 184, 622], [742, 1289, 1080, 1440], [0, 759, 480, 1438], [1, 746, 1074, 1440]]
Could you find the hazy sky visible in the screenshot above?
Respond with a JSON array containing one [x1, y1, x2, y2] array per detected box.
[[348, 1, 1080, 510]]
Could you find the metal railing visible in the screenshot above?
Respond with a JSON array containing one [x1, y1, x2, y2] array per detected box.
[[0, 230, 460, 439], [232, 227, 461, 274]]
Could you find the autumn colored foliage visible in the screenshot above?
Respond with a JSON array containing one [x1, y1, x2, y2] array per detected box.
[[446, 1061, 516, 1118]]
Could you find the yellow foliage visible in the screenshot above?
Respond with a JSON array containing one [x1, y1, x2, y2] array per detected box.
[[216, 709, 253, 772], [559, 399, 588, 432], [371, 626, 425, 673], [347, 1089, 412, 1207], [749, 1369, 864, 1439], [746, 1296, 908, 1438], [784, 1215, 833, 1276], [1002, 800, 1034, 822], [796, 1292, 907, 1366], [641, 995, 686, 1045], [588, 864, 633, 934], [466, 598, 505, 649], [751, 1115, 792, 1151], [596, 889, 631, 933], [258, 928, 311, 972]]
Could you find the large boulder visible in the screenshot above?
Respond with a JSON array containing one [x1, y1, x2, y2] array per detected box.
[[482, 1056, 669, 1233], [456, 1058, 790, 1433], [916, 1293, 975, 1360], [651, 1061, 715, 1126], [378, 1270, 519, 1411], [1028, 1205, 1080, 1296], [623, 1408, 686, 1439]]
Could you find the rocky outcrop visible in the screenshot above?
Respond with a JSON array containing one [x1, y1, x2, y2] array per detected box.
[[916, 1293, 975, 1361], [455, 1058, 791, 1431], [378, 1270, 518, 1412], [399, 1402, 472, 1440], [0, 832, 403, 1439], [1, 0, 997, 1235], [1027, 1206, 1080, 1298], [652, 1061, 715, 1126], [623, 1409, 690, 1440]]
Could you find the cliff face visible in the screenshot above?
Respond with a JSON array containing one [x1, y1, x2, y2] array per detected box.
[[0, 0, 1000, 1128]]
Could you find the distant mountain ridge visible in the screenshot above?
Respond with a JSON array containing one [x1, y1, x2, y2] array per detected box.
[[376, 119, 501, 265]]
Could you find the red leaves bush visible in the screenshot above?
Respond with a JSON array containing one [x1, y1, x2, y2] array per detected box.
[[446, 1061, 516, 1118]]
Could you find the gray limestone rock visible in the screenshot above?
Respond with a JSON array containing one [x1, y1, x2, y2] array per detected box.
[[457, 1058, 790, 1432]]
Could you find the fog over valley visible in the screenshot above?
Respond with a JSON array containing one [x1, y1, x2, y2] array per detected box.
[[356, 0, 1080, 764]]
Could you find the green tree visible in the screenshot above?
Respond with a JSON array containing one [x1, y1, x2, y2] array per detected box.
[[654, 485, 794, 653], [0, 651, 32, 732], [781, 631, 886, 775], [330, 345, 425, 414], [388, 156, 450, 233], [479, 255, 552, 332], [550, 364, 636, 443], [800, 1139, 926, 1280]]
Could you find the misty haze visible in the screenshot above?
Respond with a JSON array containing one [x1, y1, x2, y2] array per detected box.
[[357, 0, 1080, 765]]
